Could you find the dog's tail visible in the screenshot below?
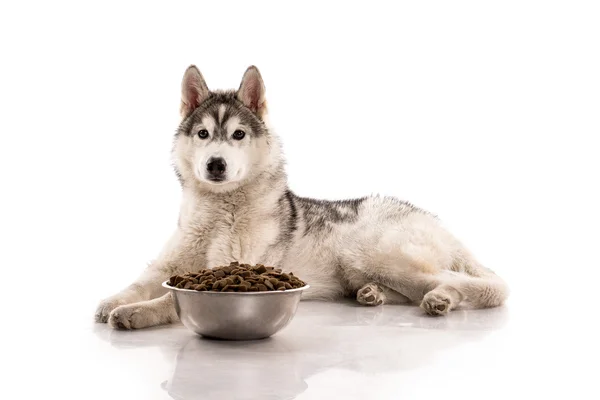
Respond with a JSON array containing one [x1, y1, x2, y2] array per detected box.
[[452, 253, 510, 308]]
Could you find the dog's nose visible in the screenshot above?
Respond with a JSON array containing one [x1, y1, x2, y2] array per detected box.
[[206, 157, 227, 177]]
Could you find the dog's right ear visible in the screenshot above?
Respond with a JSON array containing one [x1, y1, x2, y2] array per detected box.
[[180, 65, 209, 118], [237, 66, 267, 117]]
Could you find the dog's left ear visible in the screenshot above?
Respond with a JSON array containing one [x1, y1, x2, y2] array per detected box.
[[237, 66, 267, 117], [180, 65, 210, 118]]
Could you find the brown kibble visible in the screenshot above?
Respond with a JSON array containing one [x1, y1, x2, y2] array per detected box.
[[167, 263, 306, 292], [213, 270, 225, 278], [256, 284, 268, 291], [254, 265, 267, 274], [221, 266, 233, 274], [213, 279, 225, 289]]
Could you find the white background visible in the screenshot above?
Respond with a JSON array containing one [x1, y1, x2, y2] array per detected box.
[[1, 1, 599, 399]]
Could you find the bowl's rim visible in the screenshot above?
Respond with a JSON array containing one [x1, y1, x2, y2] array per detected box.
[[162, 280, 310, 295]]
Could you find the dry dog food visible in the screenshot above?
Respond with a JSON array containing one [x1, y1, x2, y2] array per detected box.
[[167, 262, 306, 292]]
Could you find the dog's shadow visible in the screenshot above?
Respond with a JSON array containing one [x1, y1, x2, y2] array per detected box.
[[94, 302, 509, 400]]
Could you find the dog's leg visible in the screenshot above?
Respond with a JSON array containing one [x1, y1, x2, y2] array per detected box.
[[419, 281, 464, 315], [363, 265, 507, 316], [421, 274, 508, 315], [420, 250, 509, 315], [94, 268, 173, 323], [349, 220, 509, 315], [356, 283, 411, 306], [95, 230, 201, 323], [109, 292, 178, 330]]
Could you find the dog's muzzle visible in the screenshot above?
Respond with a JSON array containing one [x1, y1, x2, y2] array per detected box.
[[206, 157, 227, 182]]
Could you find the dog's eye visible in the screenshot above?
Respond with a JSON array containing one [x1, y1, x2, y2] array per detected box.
[[197, 129, 209, 139], [233, 130, 246, 140]]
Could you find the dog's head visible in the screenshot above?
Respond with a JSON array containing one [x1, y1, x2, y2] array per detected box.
[[173, 66, 280, 193]]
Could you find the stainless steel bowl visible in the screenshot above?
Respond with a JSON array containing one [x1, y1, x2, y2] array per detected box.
[[163, 281, 309, 340]]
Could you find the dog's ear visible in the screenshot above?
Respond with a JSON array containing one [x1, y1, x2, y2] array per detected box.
[[237, 66, 266, 117], [180, 65, 209, 118]]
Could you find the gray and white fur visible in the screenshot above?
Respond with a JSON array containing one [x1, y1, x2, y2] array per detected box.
[[95, 65, 509, 329]]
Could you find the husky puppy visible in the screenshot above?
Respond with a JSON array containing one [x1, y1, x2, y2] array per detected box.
[[95, 66, 509, 329]]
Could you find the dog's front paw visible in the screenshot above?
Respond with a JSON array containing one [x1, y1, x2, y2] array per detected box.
[[109, 304, 153, 330], [357, 283, 385, 306], [421, 292, 451, 316], [95, 296, 128, 323]]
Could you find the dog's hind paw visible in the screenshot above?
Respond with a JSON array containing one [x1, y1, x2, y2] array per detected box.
[[356, 283, 385, 306], [420, 292, 451, 316]]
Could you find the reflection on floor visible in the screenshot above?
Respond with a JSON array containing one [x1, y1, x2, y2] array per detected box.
[[93, 300, 515, 400]]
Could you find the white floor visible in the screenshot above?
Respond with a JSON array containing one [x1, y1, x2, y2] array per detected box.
[[15, 283, 587, 400], [94, 302, 515, 400]]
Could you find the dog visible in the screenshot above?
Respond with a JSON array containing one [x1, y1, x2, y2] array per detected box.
[[95, 65, 509, 329]]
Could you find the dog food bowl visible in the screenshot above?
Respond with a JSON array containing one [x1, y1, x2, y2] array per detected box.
[[163, 281, 309, 340]]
